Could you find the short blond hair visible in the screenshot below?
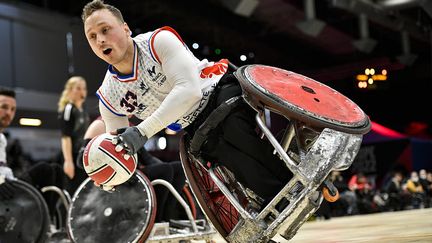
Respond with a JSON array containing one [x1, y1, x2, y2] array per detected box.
[[81, 0, 125, 23], [57, 76, 86, 112]]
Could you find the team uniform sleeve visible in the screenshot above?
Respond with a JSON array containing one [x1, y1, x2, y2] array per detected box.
[[59, 104, 75, 137], [137, 29, 202, 138], [99, 101, 129, 133]]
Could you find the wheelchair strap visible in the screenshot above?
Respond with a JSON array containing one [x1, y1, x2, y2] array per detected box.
[[190, 95, 243, 155]]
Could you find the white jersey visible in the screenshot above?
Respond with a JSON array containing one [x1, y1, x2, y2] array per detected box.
[[97, 27, 228, 132], [0, 133, 6, 164], [0, 132, 14, 179]]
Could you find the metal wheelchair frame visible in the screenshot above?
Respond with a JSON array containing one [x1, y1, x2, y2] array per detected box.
[[179, 64, 370, 242]]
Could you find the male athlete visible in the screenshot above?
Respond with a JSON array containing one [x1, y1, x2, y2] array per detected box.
[[82, 0, 291, 203]]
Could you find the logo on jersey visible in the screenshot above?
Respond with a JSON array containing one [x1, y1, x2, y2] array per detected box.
[[182, 83, 217, 123], [154, 74, 167, 86], [200, 60, 228, 79], [146, 65, 167, 86], [136, 103, 148, 115], [139, 81, 149, 96], [147, 66, 156, 77]]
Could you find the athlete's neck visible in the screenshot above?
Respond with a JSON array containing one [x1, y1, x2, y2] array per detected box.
[[112, 40, 135, 75]]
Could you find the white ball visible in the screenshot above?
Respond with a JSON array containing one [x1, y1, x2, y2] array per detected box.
[[82, 133, 137, 186]]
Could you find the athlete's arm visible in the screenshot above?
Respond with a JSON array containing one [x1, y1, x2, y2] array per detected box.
[[137, 30, 202, 138], [84, 119, 106, 140], [99, 101, 129, 133]]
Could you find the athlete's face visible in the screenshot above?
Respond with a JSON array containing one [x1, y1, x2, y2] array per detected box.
[[0, 95, 16, 130], [84, 9, 131, 66], [69, 80, 87, 103]]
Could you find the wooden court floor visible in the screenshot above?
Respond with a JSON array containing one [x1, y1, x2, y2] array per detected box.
[[208, 208, 432, 243]]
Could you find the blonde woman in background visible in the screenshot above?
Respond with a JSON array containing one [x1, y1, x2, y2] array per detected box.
[[58, 76, 90, 194]]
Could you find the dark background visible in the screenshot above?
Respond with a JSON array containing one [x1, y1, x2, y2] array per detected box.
[[4, 0, 431, 133], [0, 0, 431, 162]]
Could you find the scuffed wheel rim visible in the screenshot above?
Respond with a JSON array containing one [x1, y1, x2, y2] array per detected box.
[[235, 65, 371, 134], [67, 172, 156, 243]]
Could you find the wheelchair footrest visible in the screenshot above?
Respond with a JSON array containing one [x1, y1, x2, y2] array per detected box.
[[147, 220, 217, 243]]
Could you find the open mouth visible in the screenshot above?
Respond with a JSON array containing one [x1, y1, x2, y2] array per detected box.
[[103, 48, 112, 55]]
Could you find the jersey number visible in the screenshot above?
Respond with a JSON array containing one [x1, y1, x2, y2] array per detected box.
[[120, 91, 138, 112]]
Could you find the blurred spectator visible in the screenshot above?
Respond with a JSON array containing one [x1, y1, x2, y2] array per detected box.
[[383, 171, 410, 211], [0, 87, 65, 222], [419, 169, 430, 192], [427, 171, 432, 189], [404, 171, 426, 208], [405, 171, 424, 193], [6, 136, 33, 178], [348, 172, 375, 214], [57, 76, 90, 194], [419, 169, 431, 207], [426, 171, 432, 205], [330, 171, 358, 216], [0, 87, 17, 183], [348, 172, 372, 192]]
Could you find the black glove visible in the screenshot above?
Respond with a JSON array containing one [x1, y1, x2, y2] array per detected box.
[[113, 127, 148, 155], [0, 178, 15, 200]]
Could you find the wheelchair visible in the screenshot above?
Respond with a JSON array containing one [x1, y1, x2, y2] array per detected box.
[[0, 179, 71, 243], [67, 170, 217, 243], [179, 64, 371, 242], [1, 172, 215, 243]]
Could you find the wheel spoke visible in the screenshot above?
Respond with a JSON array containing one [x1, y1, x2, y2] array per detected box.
[[190, 159, 240, 233]]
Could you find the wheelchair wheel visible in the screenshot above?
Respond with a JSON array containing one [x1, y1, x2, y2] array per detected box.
[[180, 136, 240, 238], [67, 172, 156, 243], [0, 179, 50, 243], [235, 65, 371, 135]]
